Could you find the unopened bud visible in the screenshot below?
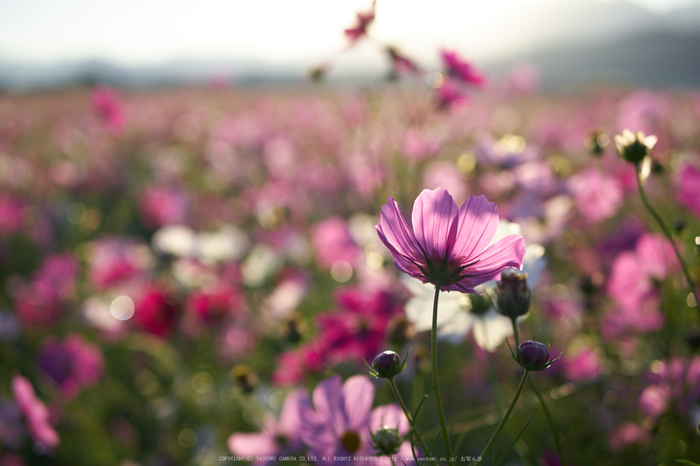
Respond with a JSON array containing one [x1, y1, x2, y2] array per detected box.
[[369, 351, 404, 379], [517, 340, 559, 371], [496, 271, 531, 319], [371, 426, 401, 455]]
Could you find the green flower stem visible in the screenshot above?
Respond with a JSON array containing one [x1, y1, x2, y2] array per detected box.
[[475, 369, 530, 465], [528, 377, 565, 466], [432, 284, 454, 466], [510, 319, 520, 352], [636, 165, 699, 312], [388, 379, 439, 466]]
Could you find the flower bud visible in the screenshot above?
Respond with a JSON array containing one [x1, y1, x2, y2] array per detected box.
[[586, 131, 608, 156], [371, 426, 401, 455], [496, 271, 531, 319], [614, 129, 657, 164], [370, 351, 404, 379], [518, 340, 558, 371]]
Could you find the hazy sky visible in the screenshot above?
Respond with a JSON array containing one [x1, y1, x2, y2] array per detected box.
[[0, 0, 698, 66]]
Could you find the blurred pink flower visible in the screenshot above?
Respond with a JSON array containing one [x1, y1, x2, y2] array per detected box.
[[563, 346, 600, 381], [568, 168, 623, 224], [185, 282, 245, 324], [387, 46, 418, 76], [376, 188, 525, 293], [441, 50, 486, 87], [91, 86, 125, 134], [314, 286, 401, 365], [139, 187, 188, 229], [38, 335, 103, 399], [132, 284, 178, 337], [0, 195, 24, 235], [344, 1, 376, 45], [11, 376, 59, 452], [638, 357, 700, 419], [678, 162, 700, 218], [604, 233, 677, 338], [435, 79, 468, 109], [228, 389, 309, 465], [609, 422, 651, 452], [88, 238, 148, 290], [299, 375, 376, 464], [14, 253, 78, 327], [312, 217, 361, 269]]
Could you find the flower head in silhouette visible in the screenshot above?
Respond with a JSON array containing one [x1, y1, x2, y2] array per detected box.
[[376, 188, 525, 293]]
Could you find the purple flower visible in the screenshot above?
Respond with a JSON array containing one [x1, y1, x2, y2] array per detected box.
[[299, 375, 376, 464], [228, 389, 309, 465], [11, 376, 59, 452], [376, 188, 525, 293], [37, 335, 104, 400]]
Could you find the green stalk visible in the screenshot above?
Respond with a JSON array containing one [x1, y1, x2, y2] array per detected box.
[[432, 284, 454, 466], [635, 165, 699, 312], [475, 370, 530, 465], [388, 379, 439, 466], [528, 377, 564, 466]]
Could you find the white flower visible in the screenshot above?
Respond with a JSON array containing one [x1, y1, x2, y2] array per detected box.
[[403, 220, 546, 351]]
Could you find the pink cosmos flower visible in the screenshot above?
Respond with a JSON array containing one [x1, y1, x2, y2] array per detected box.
[[300, 375, 375, 463], [312, 217, 361, 269], [441, 49, 486, 87], [568, 168, 623, 224], [228, 389, 309, 465], [132, 284, 178, 337], [314, 286, 401, 365], [376, 188, 525, 293], [344, 1, 376, 45], [37, 335, 104, 399], [678, 162, 700, 218], [638, 357, 700, 419], [14, 253, 78, 327], [300, 375, 413, 465], [387, 46, 418, 76], [609, 422, 651, 452], [11, 376, 59, 452], [91, 86, 126, 134], [435, 79, 468, 110]]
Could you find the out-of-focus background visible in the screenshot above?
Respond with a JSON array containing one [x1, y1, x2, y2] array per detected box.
[[2, 0, 700, 90]]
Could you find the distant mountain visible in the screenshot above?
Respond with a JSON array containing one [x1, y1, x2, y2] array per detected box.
[[485, 30, 700, 88], [0, 57, 308, 91]]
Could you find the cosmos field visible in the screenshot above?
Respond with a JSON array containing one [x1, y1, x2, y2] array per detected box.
[[2, 6, 700, 466]]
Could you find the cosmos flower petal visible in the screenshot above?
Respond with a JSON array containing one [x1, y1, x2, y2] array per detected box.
[[370, 404, 409, 435], [377, 197, 423, 263], [342, 375, 375, 431], [228, 432, 278, 457], [279, 388, 310, 437], [453, 195, 499, 260], [411, 188, 459, 261], [312, 375, 347, 433], [468, 234, 525, 280]]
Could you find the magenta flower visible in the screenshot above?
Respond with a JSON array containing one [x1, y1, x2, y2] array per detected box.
[[299, 375, 376, 463], [441, 49, 486, 87], [344, 1, 376, 45], [228, 389, 309, 465], [38, 335, 104, 399], [11, 376, 59, 452], [376, 188, 525, 293]]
